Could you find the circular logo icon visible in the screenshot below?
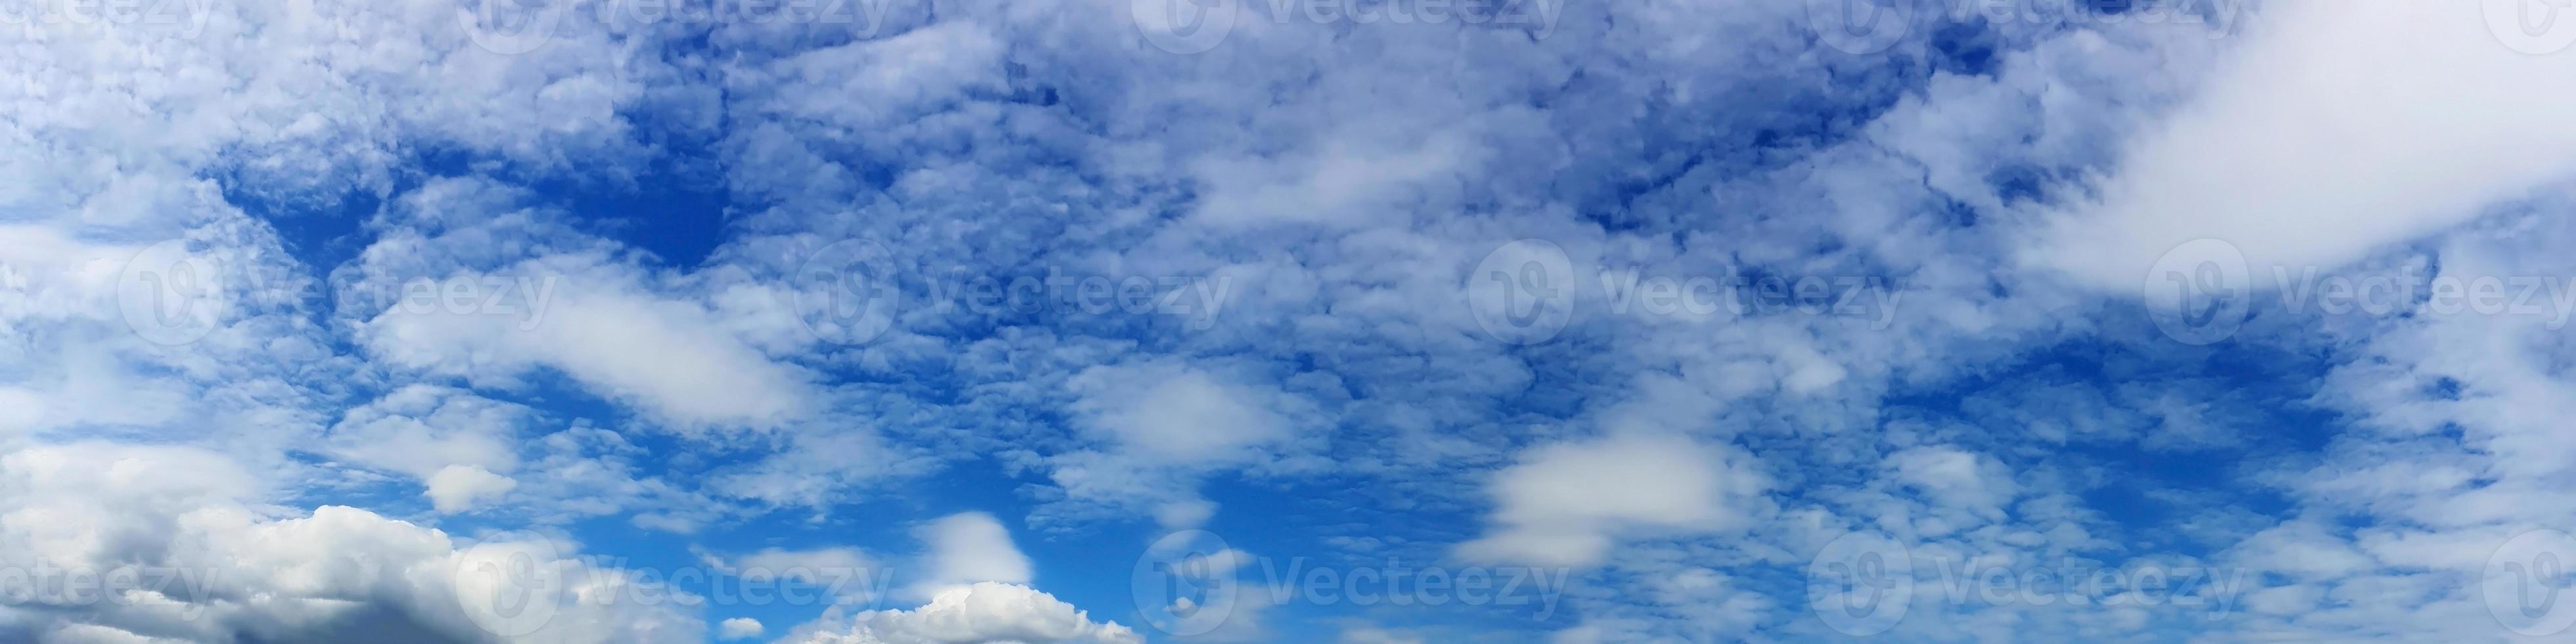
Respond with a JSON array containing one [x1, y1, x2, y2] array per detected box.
[[1132, 530, 1238, 637], [2485, 528, 2576, 636], [1808, 530, 1912, 636], [451, 531, 565, 637], [1132, 0, 1235, 55], [1806, 0, 1914, 55], [1467, 239, 1576, 345], [2487, 0, 2576, 55], [794, 239, 902, 345], [2142, 239, 2251, 346], [118, 239, 226, 346], [457, 0, 566, 55]]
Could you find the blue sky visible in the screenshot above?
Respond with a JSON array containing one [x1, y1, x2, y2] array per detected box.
[[6, 0, 2576, 643]]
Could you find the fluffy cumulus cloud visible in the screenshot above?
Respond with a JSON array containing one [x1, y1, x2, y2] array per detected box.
[[906, 512, 1034, 599], [780, 583, 1140, 644], [720, 617, 766, 640], [783, 512, 1137, 643], [0, 444, 699, 644], [3, 0, 2574, 641], [2029, 1, 2576, 290], [1460, 433, 1772, 568]]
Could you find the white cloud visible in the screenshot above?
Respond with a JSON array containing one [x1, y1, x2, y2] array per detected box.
[[1064, 361, 1299, 463], [909, 512, 1033, 600], [0, 442, 704, 644], [781, 582, 1139, 644], [1883, 445, 2019, 517], [425, 464, 518, 514], [327, 386, 531, 513], [728, 547, 876, 582], [1339, 625, 1428, 644], [1047, 361, 1318, 528], [2029, 1, 2576, 290], [1459, 433, 1772, 568], [356, 258, 812, 431], [719, 617, 764, 640]]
